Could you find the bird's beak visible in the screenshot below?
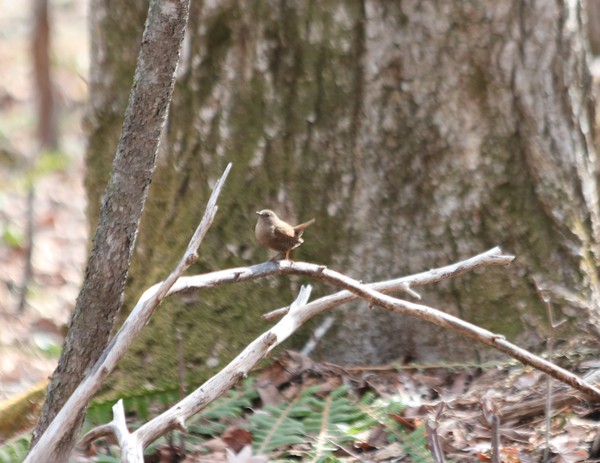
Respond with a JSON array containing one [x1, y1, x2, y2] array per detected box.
[[256, 211, 261, 215]]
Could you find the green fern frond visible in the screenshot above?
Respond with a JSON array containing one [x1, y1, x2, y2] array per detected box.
[[402, 424, 434, 463], [355, 395, 433, 462], [352, 393, 405, 434], [188, 377, 259, 437], [250, 385, 327, 454], [301, 386, 367, 461], [251, 403, 307, 454]]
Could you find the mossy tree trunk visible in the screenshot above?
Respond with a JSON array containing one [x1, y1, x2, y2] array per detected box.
[[85, 1, 600, 388]]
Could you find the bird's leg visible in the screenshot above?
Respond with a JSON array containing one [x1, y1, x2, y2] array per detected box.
[[284, 250, 290, 260]]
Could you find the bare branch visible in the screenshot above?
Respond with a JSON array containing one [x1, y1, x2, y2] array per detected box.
[[261, 247, 512, 320], [78, 424, 113, 451], [274, 261, 600, 399], [156, 246, 512, 320], [134, 330, 281, 449], [24, 164, 231, 463], [138, 163, 231, 308]]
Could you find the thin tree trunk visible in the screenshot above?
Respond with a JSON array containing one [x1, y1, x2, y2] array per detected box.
[[32, 0, 57, 150], [28, 0, 191, 459], [588, 0, 600, 55], [19, 0, 57, 315]]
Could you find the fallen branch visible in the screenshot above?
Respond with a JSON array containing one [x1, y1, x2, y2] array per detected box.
[[273, 261, 600, 399], [80, 253, 600, 461]]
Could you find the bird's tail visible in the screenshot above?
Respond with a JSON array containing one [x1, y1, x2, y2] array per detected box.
[[294, 218, 315, 232]]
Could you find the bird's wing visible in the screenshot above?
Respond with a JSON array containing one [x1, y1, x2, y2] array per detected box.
[[277, 225, 296, 239]]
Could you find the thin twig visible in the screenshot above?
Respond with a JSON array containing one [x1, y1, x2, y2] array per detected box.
[[482, 398, 501, 463], [426, 403, 446, 463], [176, 328, 186, 451], [532, 278, 567, 463], [17, 186, 35, 313], [301, 316, 334, 356]]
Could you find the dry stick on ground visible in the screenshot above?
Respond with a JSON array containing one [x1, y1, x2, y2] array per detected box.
[[482, 398, 501, 463], [426, 403, 446, 463], [81, 259, 600, 461], [23, 164, 231, 463], [535, 281, 567, 463]]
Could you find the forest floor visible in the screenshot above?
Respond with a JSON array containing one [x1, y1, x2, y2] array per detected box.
[[1, 1, 600, 462], [77, 348, 600, 463]]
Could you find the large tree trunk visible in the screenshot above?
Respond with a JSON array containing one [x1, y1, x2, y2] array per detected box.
[[85, 0, 600, 390]]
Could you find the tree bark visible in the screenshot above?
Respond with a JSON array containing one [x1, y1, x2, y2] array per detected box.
[[32, 0, 57, 150], [588, 0, 600, 55], [29, 0, 190, 459], [84, 0, 600, 389]]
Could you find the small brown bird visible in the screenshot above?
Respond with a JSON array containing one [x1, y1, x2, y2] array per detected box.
[[255, 209, 315, 260]]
